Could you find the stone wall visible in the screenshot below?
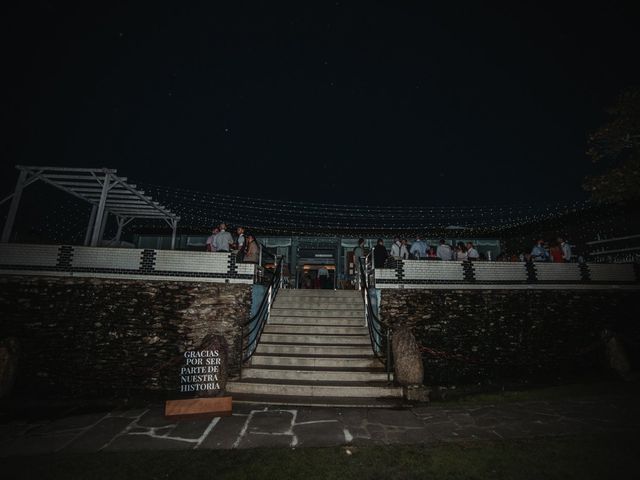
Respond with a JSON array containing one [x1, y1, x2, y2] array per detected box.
[[0, 275, 251, 398], [380, 289, 640, 386]]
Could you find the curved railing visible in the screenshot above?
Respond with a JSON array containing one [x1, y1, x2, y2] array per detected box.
[[358, 255, 393, 382], [238, 256, 283, 378]]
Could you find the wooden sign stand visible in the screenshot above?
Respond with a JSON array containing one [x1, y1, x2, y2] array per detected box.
[[164, 396, 232, 419]]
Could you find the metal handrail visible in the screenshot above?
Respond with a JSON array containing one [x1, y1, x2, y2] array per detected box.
[[358, 255, 393, 382], [238, 256, 283, 378]]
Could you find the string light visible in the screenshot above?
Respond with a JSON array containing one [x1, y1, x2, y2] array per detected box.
[[136, 182, 591, 234], [29, 183, 636, 248]]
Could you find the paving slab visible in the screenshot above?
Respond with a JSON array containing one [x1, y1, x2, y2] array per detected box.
[[169, 418, 217, 440], [360, 423, 390, 445], [451, 425, 503, 440], [423, 421, 463, 441], [1, 393, 639, 454], [110, 408, 151, 419], [136, 408, 174, 428], [488, 424, 530, 439], [248, 410, 295, 435], [332, 408, 368, 427], [62, 416, 135, 452], [293, 421, 346, 447], [385, 427, 433, 444], [349, 435, 381, 446], [293, 407, 342, 424], [366, 408, 421, 428], [448, 412, 477, 426], [30, 412, 108, 434], [236, 431, 294, 449], [197, 414, 248, 449], [343, 425, 369, 441], [105, 433, 195, 451], [129, 425, 174, 436]]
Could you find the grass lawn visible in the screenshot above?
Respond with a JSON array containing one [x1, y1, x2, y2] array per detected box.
[[4, 432, 639, 480]]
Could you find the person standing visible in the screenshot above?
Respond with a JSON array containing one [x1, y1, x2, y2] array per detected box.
[[205, 227, 219, 252], [242, 233, 259, 263], [318, 265, 330, 289], [373, 238, 388, 268], [549, 242, 563, 263], [410, 235, 427, 259], [213, 223, 234, 252], [400, 239, 409, 260], [235, 226, 246, 251], [390, 237, 403, 259], [303, 270, 313, 289], [558, 237, 572, 263], [436, 239, 452, 261], [466, 242, 480, 261], [353, 238, 365, 270], [531, 239, 549, 262]]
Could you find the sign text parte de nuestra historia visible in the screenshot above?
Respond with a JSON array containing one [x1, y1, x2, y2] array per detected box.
[[180, 350, 221, 393]]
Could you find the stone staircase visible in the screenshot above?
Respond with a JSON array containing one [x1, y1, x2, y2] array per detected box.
[[226, 289, 403, 407]]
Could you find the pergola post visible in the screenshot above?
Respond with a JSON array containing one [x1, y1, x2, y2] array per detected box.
[[170, 219, 178, 250], [115, 217, 124, 243], [2, 166, 177, 247], [1, 169, 28, 243], [84, 204, 98, 246], [90, 173, 111, 246], [97, 208, 109, 246]]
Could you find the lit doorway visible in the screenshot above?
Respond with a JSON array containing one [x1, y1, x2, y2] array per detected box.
[[297, 263, 336, 289]]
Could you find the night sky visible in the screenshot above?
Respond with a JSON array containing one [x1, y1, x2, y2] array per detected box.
[[2, 2, 639, 207]]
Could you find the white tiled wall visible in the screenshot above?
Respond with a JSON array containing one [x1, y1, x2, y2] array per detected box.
[[0, 244, 60, 267], [72, 247, 143, 270], [474, 263, 528, 281], [236, 263, 257, 276], [402, 260, 465, 281], [374, 269, 399, 280], [534, 263, 582, 281], [154, 250, 230, 274]]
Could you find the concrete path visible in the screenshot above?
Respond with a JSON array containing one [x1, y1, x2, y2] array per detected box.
[[1, 394, 638, 456]]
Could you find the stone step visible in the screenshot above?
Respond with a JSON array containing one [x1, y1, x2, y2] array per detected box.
[[250, 354, 380, 369], [273, 301, 362, 309], [270, 308, 361, 318], [241, 367, 389, 382], [226, 379, 403, 398], [230, 393, 407, 408], [268, 316, 364, 326], [257, 343, 372, 356], [260, 333, 370, 345], [263, 324, 368, 335], [279, 290, 360, 297]]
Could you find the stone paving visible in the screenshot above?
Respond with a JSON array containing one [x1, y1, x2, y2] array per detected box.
[[1, 394, 638, 456]]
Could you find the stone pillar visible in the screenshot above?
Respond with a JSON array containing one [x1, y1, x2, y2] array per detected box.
[[392, 326, 429, 402]]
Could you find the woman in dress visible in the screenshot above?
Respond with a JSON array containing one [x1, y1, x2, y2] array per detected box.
[[242, 234, 260, 263], [456, 241, 468, 261]]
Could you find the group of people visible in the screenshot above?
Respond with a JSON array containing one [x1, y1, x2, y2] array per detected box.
[[364, 236, 573, 267], [530, 237, 572, 263], [364, 237, 481, 269], [205, 223, 259, 263]]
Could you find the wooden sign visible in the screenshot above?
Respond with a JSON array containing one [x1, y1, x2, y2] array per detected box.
[[164, 334, 232, 419], [165, 396, 232, 419]]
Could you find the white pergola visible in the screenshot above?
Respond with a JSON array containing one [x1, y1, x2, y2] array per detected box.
[[0, 165, 180, 248]]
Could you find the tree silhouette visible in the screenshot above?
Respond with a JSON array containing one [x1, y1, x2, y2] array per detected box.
[[583, 87, 640, 203]]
